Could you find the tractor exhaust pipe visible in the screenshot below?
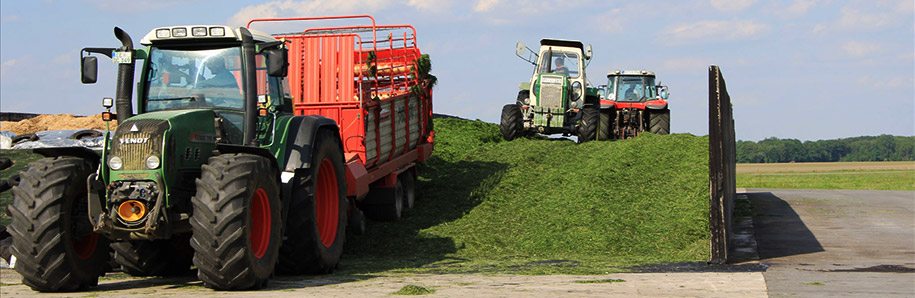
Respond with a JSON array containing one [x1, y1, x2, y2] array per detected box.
[[113, 27, 135, 123], [239, 28, 258, 146]]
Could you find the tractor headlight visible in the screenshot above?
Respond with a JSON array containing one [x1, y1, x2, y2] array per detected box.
[[145, 155, 161, 170], [572, 81, 582, 100], [523, 96, 530, 105], [109, 156, 123, 170]]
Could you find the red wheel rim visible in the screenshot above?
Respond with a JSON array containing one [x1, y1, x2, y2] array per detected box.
[[72, 233, 99, 260], [316, 158, 339, 248], [250, 187, 271, 258]]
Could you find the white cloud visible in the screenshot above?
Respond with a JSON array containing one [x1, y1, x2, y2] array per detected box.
[[409, 0, 453, 12], [841, 40, 882, 57], [1, 15, 22, 24], [710, 0, 756, 12], [659, 19, 771, 45], [661, 57, 713, 72], [228, 0, 392, 27], [591, 8, 625, 34], [87, 0, 186, 13], [785, 0, 817, 16], [837, 7, 891, 30], [474, 0, 500, 12]]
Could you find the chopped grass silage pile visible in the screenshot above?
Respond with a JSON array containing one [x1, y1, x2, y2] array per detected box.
[[342, 118, 710, 274]]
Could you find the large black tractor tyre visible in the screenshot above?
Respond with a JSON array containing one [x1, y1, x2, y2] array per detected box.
[[500, 104, 523, 141], [578, 105, 600, 143], [277, 129, 348, 275], [190, 153, 281, 290], [649, 109, 671, 135], [598, 109, 614, 141], [7, 157, 109, 292], [112, 236, 194, 277]]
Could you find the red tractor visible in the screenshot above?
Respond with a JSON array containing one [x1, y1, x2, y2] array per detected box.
[[598, 70, 670, 140]]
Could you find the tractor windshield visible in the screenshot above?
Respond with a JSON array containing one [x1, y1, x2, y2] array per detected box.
[[609, 75, 657, 102], [145, 47, 245, 112], [537, 49, 580, 78]]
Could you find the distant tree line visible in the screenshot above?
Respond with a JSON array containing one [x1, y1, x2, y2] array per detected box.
[[736, 135, 915, 163]]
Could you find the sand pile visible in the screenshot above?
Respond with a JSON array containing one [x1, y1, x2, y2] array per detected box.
[[0, 114, 118, 135]]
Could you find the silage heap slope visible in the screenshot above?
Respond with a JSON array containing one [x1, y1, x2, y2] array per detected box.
[[346, 118, 710, 273]]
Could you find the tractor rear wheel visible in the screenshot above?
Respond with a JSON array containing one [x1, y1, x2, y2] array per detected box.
[[578, 105, 600, 143], [112, 236, 193, 277], [649, 109, 671, 135], [598, 109, 613, 141], [8, 157, 109, 292], [500, 104, 523, 141], [277, 129, 347, 275], [190, 153, 281, 290]]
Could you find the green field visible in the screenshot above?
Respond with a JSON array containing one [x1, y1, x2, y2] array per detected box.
[[737, 162, 915, 191]]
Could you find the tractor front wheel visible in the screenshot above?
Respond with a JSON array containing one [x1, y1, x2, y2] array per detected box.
[[578, 105, 600, 143], [598, 109, 614, 141], [649, 109, 671, 135], [8, 157, 109, 292], [277, 129, 347, 275], [190, 153, 281, 290], [500, 104, 523, 141]]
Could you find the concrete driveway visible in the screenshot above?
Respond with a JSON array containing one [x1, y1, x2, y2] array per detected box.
[[747, 189, 915, 297]]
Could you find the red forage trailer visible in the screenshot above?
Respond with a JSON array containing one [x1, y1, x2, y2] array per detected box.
[[248, 15, 434, 222]]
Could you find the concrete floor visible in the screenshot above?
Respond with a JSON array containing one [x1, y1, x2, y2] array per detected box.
[[747, 189, 915, 297]]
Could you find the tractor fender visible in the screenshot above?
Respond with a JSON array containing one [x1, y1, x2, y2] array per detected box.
[[281, 115, 342, 172], [646, 103, 668, 110], [33, 147, 101, 165], [276, 115, 343, 226]]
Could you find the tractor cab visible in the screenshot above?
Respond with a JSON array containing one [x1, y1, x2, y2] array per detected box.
[[604, 70, 668, 103]]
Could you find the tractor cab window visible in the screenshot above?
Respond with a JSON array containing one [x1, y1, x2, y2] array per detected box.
[[616, 76, 658, 102], [145, 47, 244, 112], [537, 50, 580, 78]]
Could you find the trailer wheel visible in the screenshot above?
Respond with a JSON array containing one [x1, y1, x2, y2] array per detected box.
[[112, 236, 193, 277], [190, 153, 281, 290], [277, 129, 347, 275], [649, 109, 670, 135], [400, 171, 416, 209], [7, 157, 109, 292], [500, 104, 523, 141], [578, 105, 599, 143], [598, 109, 613, 141]]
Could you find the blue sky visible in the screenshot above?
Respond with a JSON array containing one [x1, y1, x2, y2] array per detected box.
[[1, 0, 912, 141]]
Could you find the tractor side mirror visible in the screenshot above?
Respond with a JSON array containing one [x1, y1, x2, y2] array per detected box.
[[266, 47, 288, 77], [81, 56, 98, 84], [659, 86, 669, 100], [584, 45, 593, 60], [515, 42, 526, 56]]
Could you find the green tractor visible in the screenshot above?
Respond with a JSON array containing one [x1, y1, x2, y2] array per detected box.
[[500, 39, 601, 143], [8, 26, 348, 291]]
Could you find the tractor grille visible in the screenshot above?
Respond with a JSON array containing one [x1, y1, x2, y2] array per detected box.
[[539, 77, 564, 109], [110, 119, 169, 171]]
